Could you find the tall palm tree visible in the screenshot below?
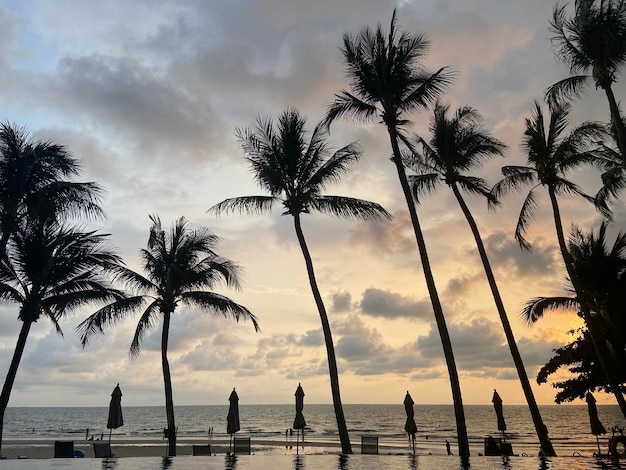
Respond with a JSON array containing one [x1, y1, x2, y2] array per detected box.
[[209, 108, 390, 454], [0, 220, 123, 455], [323, 10, 471, 457], [407, 103, 556, 455], [522, 222, 626, 408], [0, 123, 104, 256], [492, 101, 626, 417], [547, 0, 626, 162], [78, 216, 259, 456]]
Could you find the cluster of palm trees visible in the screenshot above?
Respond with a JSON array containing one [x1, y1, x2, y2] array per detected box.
[[210, 2, 626, 457], [0, 126, 258, 456], [1, 0, 625, 460]]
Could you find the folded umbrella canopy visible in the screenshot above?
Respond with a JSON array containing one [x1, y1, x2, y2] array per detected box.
[[107, 383, 123, 445], [403, 391, 417, 454], [227, 388, 240, 453], [293, 383, 306, 455], [586, 392, 606, 455], [492, 389, 506, 441]]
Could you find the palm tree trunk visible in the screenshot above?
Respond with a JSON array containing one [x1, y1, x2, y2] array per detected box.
[[161, 311, 177, 456], [603, 84, 626, 165], [387, 128, 470, 457], [451, 184, 556, 456], [0, 321, 32, 456], [292, 213, 352, 454], [548, 188, 626, 418]]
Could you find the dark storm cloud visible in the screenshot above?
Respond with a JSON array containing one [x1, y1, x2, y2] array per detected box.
[[359, 287, 432, 321]]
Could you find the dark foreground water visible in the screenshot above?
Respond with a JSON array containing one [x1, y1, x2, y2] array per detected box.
[[0, 454, 624, 470]]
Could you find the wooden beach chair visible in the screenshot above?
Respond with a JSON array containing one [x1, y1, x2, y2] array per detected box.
[[233, 437, 251, 455], [192, 444, 212, 456], [93, 442, 113, 458], [361, 435, 379, 454], [54, 441, 74, 458]]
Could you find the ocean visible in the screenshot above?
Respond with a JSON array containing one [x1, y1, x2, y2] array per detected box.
[[4, 403, 626, 457]]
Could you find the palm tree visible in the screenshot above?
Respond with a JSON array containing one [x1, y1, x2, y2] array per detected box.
[[547, 0, 626, 162], [522, 222, 626, 412], [0, 123, 104, 256], [492, 101, 626, 417], [407, 103, 556, 455], [323, 10, 471, 457], [0, 220, 123, 455], [78, 216, 259, 456], [209, 108, 390, 454]]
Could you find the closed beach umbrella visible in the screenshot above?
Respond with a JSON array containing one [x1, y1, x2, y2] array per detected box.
[[107, 383, 123, 444], [226, 388, 240, 452], [492, 389, 506, 439], [403, 391, 417, 454], [293, 383, 306, 454], [586, 392, 606, 455]]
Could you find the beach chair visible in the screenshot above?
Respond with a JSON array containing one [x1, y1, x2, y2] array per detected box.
[[192, 444, 212, 456], [361, 435, 379, 454], [54, 441, 74, 458], [93, 442, 113, 458], [233, 437, 251, 455]]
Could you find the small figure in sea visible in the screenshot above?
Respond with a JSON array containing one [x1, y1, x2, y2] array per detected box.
[[85, 428, 89, 440], [446, 439, 452, 455], [289, 428, 293, 437], [100, 432, 104, 440]]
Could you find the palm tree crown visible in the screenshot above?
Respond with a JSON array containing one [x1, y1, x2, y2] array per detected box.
[[211, 108, 390, 222], [492, 100, 607, 250], [408, 103, 506, 201], [324, 9, 453, 138], [0, 123, 104, 254], [547, 0, 626, 160], [79, 215, 259, 352]]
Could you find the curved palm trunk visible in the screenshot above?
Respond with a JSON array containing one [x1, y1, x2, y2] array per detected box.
[[161, 311, 177, 456], [0, 321, 32, 456], [292, 213, 352, 454], [548, 188, 626, 418], [451, 184, 556, 456], [603, 84, 626, 164], [387, 128, 470, 457]]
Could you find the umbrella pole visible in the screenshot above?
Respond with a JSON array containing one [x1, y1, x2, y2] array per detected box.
[[108, 428, 112, 445], [296, 429, 299, 455], [596, 435, 601, 456], [412, 434, 415, 455], [229, 434, 232, 454]]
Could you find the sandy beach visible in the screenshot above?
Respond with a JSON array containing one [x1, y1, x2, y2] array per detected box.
[[0, 437, 346, 460]]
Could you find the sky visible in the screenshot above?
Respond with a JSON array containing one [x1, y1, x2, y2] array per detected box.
[[1, 0, 625, 409]]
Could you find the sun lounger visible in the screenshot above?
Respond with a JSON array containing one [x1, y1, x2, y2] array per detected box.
[[54, 441, 74, 458], [93, 442, 113, 458], [233, 437, 251, 455], [192, 444, 212, 456], [361, 435, 379, 454]]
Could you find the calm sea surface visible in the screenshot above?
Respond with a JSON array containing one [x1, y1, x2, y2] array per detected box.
[[4, 404, 626, 459]]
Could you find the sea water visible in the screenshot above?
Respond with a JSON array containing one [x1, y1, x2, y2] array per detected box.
[[4, 404, 626, 457]]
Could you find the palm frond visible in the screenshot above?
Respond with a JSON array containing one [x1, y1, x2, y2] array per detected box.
[[77, 296, 148, 346], [407, 173, 441, 203], [515, 187, 541, 250], [545, 75, 590, 103], [324, 91, 379, 127], [521, 296, 579, 324], [130, 301, 161, 358], [181, 291, 260, 332], [309, 196, 391, 221], [209, 196, 278, 215]]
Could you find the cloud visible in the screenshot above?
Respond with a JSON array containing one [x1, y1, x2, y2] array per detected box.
[[359, 288, 431, 321]]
